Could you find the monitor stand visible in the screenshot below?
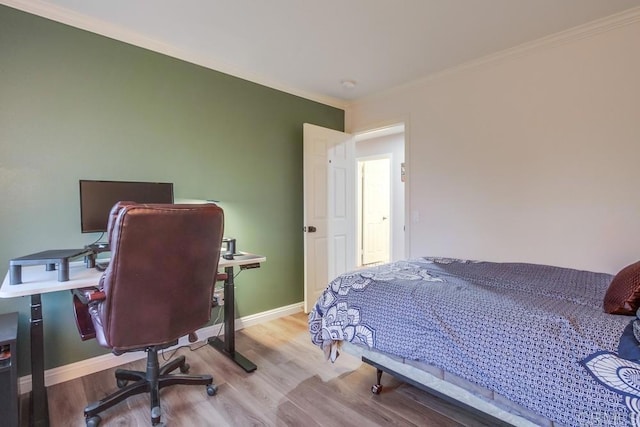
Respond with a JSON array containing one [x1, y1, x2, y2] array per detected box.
[[84, 243, 110, 268], [9, 249, 92, 285]]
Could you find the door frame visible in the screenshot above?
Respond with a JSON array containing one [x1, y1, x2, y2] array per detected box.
[[352, 122, 406, 264]]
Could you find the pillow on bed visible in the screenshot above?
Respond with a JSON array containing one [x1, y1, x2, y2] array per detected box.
[[634, 317, 640, 342], [618, 320, 640, 360], [604, 260, 640, 315]]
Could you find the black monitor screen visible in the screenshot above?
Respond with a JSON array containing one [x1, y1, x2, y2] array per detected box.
[[79, 180, 174, 233]]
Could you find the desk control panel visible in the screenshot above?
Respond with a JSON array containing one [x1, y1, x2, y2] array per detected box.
[[240, 263, 261, 270]]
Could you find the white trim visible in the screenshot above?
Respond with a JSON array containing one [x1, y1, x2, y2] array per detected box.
[[351, 5, 640, 105], [354, 124, 405, 142], [17, 302, 303, 394], [1, 0, 346, 110], [232, 301, 303, 330]]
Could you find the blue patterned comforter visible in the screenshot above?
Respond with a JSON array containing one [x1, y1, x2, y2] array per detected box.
[[308, 258, 635, 426]]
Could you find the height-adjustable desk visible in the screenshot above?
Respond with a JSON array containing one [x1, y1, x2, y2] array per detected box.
[[208, 253, 266, 373], [0, 252, 265, 427]]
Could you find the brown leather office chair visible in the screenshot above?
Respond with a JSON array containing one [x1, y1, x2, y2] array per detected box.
[[73, 202, 225, 427]]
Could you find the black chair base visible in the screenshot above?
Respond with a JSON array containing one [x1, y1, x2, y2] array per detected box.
[[84, 347, 217, 426]]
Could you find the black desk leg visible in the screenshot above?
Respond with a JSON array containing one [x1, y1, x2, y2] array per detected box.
[[208, 265, 257, 372], [30, 293, 49, 427]]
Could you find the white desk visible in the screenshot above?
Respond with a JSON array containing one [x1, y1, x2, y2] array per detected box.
[[0, 254, 266, 297], [1, 252, 265, 427]]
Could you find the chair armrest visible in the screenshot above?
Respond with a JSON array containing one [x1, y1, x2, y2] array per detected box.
[[72, 287, 106, 305], [71, 288, 104, 341], [216, 272, 228, 282]]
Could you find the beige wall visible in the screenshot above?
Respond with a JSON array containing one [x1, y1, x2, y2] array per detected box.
[[347, 18, 640, 274]]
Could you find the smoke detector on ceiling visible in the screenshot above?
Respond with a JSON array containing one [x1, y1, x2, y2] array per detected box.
[[341, 79, 357, 90]]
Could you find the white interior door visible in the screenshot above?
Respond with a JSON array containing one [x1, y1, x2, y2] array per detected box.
[[360, 158, 391, 265], [303, 123, 354, 313]]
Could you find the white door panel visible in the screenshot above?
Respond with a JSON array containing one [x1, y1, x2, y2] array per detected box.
[[303, 123, 354, 313]]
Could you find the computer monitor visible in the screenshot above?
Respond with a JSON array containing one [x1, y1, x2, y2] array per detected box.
[[79, 180, 174, 233]]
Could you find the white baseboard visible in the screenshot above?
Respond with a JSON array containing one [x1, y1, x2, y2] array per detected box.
[[18, 302, 303, 394]]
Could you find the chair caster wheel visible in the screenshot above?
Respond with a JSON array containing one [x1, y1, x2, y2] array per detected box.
[[151, 406, 162, 425], [180, 362, 190, 373], [207, 384, 218, 396], [116, 378, 128, 388], [371, 384, 383, 394], [86, 415, 101, 427]]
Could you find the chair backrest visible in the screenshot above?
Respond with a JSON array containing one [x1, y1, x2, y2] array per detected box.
[[97, 202, 224, 351]]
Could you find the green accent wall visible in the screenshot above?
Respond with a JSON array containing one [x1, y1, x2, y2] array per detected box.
[[0, 5, 343, 375]]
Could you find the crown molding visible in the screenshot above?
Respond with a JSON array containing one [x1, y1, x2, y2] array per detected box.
[[352, 5, 640, 106], [5, 0, 639, 110], [1, 0, 347, 110]]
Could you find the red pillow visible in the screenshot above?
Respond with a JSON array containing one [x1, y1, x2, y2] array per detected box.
[[604, 260, 640, 315]]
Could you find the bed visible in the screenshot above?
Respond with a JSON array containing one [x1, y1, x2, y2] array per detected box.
[[308, 257, 640, 427]]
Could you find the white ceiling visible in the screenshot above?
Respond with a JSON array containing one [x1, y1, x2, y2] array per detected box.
[[5, 0, 640, 105]]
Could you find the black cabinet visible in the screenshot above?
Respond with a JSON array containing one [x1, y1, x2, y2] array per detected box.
[[0, 312, 18, 427]]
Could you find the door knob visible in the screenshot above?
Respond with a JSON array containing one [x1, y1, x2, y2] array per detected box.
[[307, 226, 317, 233]]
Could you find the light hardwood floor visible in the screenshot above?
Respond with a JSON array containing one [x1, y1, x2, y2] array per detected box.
[[21, 313, 492, 426]]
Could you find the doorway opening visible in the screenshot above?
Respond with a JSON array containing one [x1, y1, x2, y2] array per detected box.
[[355, 124, 405, 268], [358, 156, 391, 266]]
